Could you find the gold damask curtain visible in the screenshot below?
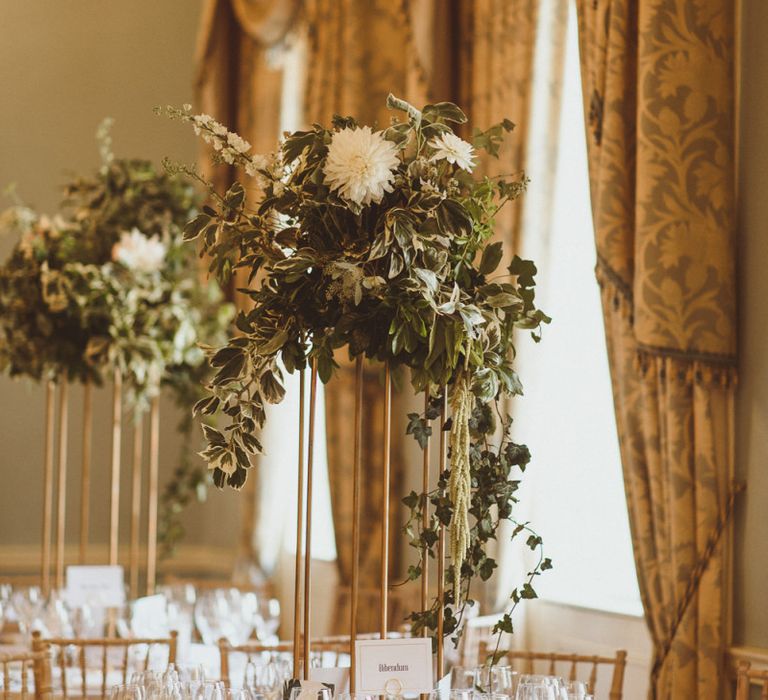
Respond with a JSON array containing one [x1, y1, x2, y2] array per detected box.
[[575, 1, 737, 698]]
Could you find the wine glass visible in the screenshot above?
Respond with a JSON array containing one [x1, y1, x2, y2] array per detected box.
[[516, 676, 566, 700], [244, 662, 281, 700], [475, 666, 517, 695], [515, 687, 555, 700], [253, 598, 280, 642], [561, 680, 587, 700], [449, 666, 476, 690], [195, 590, 254, 646], [225, 691, 255, 700], [195, 680, 227, 700], [110, 684, 146, 700], [11, 586, 45, 635], [42, 590, 74, 637]]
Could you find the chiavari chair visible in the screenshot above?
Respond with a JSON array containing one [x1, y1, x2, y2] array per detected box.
[[33, 629, 177, 699], [0, 643, 53, 700], [478, 642, 628, 700], [736, 660, 768, 699]]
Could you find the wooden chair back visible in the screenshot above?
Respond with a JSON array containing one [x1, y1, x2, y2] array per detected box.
[[34, 629, 177, 699], [736, 660, 768, 699], [478, 644, 628, 700], [0, 641, 53, 700], [459, 614, 504, 667]]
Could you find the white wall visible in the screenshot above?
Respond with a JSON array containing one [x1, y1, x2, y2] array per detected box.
[[0, 0, 242, 569]]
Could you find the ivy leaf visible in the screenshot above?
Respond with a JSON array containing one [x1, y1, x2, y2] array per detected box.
[[422, 102, 468, 124], [183, 213, 211, 241], [508, 255, 538, 288], [479, 241, 503, 275]]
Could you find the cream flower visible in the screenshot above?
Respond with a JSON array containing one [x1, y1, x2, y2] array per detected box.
[[428, 132, 476, 172], [227, 131, 251, 154], [323, 126, 399, 206], [112, 228, 166, 274]]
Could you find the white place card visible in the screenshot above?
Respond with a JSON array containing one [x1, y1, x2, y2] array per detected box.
[[131, 594, 168, 637], [66, 565, 125, 607], [355, 638, 433, 694]]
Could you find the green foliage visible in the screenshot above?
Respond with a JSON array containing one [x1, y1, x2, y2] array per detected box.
[[0, 124, 234, 555], [166, 95, 551, 643]]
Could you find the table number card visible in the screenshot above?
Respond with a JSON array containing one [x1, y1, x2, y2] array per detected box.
[[355, 638, 433, 694], [65, 565, 125, 607]]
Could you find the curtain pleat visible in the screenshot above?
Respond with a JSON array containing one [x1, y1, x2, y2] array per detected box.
[[577, 0, 737, 696]]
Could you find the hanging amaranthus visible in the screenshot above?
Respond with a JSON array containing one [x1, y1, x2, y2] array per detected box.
[[449, 373, 472, 594]]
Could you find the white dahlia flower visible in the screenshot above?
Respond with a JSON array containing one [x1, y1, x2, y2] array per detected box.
[[112, 228, 166, 274], [428, 132, 476, 172], [323, 126, 399, 206]]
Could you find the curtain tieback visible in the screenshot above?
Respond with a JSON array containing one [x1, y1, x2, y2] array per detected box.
[[651, 480, 746, 688]]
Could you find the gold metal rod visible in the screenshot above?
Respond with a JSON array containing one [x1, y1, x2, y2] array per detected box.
[[302, 361, 318, 679], [146, 396, 160, 595], [292, 369, 306, 679], [436, 390, 447, 677], [421, 387, 430, 631], [55, 377, 69, 590], [41, 380, 55, 595], [129, 415, 144, 597], [350, 356, 364, 691], [380, 363, 392, 639], [79, 381, 93, 564], [109, 369, 123, 566]]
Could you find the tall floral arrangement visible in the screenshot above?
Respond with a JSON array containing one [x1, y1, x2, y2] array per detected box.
[[0, 121, 234, 552], [165, 95, 550, 644]]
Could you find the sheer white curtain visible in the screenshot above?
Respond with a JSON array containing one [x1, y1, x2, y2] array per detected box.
[[249, 34, 337, 575], [496, 0, 641, 616]]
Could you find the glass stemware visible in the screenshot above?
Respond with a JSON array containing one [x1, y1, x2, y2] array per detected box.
[[449, 667, 476, 690], [110, 684, 146, 700], [253, 598, 280, 642], [194, 589, 254, 646], [195, 680, 228, 700], [475, 666, 517, 695], [561, 680, 588, 700], [11, 586, 44, 634], [244, 662, 281, 700], [515, 675, 569, 700]]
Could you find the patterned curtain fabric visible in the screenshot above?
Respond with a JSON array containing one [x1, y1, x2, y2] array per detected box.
[[574, 1, 737, 697]]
